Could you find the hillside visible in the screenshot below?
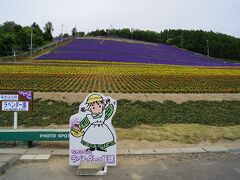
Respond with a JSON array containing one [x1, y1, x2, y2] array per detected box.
[[35, 38, 239, 67], [88, 29, 240, 61]]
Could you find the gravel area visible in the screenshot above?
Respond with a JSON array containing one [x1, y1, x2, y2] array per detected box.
[[34, 92, 240, 104]]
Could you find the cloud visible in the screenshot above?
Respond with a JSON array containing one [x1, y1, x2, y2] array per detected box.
[[0, 0, 239, 37]]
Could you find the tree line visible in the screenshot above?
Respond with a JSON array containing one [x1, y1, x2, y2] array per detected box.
[[0, 21, 54, 56], [87, 29, 240, 61], [0, 21, 87, 57], [1, 21, 240, 61]]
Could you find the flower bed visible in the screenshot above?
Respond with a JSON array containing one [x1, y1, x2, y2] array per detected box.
[[35, 38, 239, 67], [0, 64, 239, 93]]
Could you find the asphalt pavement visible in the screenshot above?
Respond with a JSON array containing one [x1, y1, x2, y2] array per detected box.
[[0, 153, 240, 180]]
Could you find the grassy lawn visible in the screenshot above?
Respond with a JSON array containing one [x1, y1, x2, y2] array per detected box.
[[117, 124, 240, 143], [0, 99, 240, 128], [0, 99, 239, 143]]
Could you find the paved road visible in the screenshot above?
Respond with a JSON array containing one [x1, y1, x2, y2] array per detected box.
[[0, 153, 240, 180]]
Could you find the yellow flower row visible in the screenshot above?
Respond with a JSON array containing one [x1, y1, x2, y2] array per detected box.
[[0, 63, 240, 77]]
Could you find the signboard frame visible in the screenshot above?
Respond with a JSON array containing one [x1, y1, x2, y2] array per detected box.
[[0, 91, 33, 129], [69, 93, 117, 167], [0, 91, 33, 112]]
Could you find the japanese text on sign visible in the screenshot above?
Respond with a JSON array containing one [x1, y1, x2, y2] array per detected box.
[[71, 149, 115, 164], [2, 101, 29, 111], [0, 95, 18, 101]]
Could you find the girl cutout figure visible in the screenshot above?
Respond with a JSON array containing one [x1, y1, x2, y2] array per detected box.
[[70, 93, 116, 152]]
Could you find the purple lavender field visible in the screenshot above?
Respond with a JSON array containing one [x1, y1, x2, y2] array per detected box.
[[35, 38, 239, 66]]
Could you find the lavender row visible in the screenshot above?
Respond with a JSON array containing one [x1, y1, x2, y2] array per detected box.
[[36, 39, 239, 66]]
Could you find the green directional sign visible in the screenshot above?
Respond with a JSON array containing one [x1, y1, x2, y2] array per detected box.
[[0, 129, 69, 141]]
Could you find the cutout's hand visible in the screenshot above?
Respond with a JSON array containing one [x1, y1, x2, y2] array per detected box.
[[80, 107, 85, 112], [106, 98, 110, 104]]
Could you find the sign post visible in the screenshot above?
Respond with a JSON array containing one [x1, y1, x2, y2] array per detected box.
[[14, 112, 18, 129], [69, 93, 117, 175], [0, 91, 33, 129]]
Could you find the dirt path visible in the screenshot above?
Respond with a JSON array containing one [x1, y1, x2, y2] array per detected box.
[[34, 92, 240, 104]]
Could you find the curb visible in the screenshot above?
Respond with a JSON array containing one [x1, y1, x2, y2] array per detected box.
[[0, 155, 19, 174], [0, 146, 239, 160], [0, 146, 239, 174], [117, 146, 237, 155], [1, 146, 239, 156]]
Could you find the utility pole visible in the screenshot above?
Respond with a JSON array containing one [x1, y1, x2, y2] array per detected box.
[[12, 48, 16, 62], [30, 26, 33, 59], [131, 28, 134, 40], [181, 35, 183, 48], [74, 25, 77, 38], [206, 39, 210, 56], [13, 51, 16, 62], [61, 24, 64, 41]]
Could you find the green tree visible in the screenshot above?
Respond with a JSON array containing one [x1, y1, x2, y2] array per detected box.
[[120, 28, 131, 38], [2, 21, 22, 33], [0, 21, 53, 57], [72, 27, 77, 37], [16, 26, 31, 51], [43, 22, 54, 41], [31, 22, 44, 48], [63, 33, 69, 38], [77, 31, 85, 37]]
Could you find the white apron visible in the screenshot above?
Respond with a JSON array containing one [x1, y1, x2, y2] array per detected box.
[[82, 113, 114, 145]]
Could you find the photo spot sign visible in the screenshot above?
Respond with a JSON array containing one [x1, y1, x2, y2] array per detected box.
[[69, 93, 117, 166]]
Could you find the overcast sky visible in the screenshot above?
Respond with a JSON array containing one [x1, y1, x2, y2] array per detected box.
[[1, 0, 240, 38]]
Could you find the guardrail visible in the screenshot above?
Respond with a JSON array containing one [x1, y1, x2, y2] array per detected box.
[[0, 37, 74, 62]]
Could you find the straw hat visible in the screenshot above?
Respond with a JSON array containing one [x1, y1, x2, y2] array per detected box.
[[86, 94, 103, 104]]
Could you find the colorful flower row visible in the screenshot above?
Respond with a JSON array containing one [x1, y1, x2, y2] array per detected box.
[[0, 64, 239, 93]]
